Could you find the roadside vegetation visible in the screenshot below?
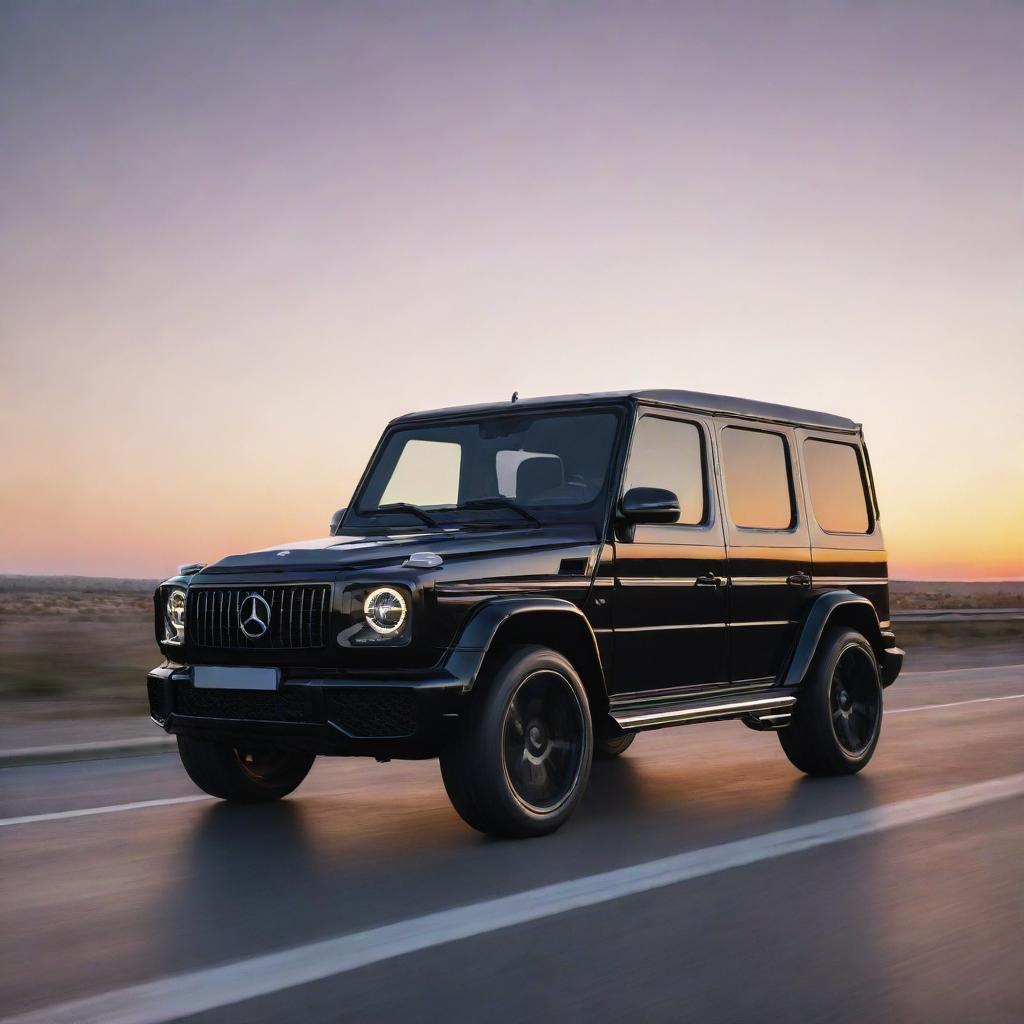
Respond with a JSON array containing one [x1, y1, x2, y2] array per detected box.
[[0, 577, 156, 716], [890, 580, 1023, 610]]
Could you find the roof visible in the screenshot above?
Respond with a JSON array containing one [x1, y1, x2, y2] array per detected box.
[[390, 389, 861, 433]]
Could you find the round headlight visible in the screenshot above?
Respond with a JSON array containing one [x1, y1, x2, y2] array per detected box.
[[363, 586, 407, 635], [166, 588, 186, 643]]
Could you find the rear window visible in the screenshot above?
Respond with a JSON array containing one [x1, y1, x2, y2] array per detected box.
[[803, 439, 871, 533], [720, 427, 794, 530]]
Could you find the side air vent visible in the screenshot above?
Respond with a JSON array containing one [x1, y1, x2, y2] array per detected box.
[[558, 558, 590, 576]]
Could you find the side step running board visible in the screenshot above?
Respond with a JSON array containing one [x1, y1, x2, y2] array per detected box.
[[611, 691, 796, 732]]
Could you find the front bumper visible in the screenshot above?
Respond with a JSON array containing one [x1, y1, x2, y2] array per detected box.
[[147, 663, 466, 759]]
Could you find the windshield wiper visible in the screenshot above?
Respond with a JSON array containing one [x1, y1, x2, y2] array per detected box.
[[457, 497, 542, 527], [366, 502, 440, 528]]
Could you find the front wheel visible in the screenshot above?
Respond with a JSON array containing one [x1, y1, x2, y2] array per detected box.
[[177, 734, 315, 802], [440, 645, 593, 838], [779, 627, 883, 776]]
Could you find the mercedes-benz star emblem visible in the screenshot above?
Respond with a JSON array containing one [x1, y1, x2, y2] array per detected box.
[[239, 593, 271, 639]]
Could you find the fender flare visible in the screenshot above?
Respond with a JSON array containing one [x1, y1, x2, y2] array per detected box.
[[781, 590, 883, 687], [442, 596, 607, 696]]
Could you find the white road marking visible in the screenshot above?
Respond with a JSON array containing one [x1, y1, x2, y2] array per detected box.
[[902, 662, 1024, 676], [3, 771, 1023, 1024], [889, 693, 1024, 714], [0, 794, 211, 827]]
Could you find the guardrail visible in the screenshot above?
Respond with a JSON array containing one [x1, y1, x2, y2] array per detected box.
[[892, 608, 1024, 623]]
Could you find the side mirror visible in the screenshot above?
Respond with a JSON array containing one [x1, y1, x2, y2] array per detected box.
[[619, 487, 680, 524], [329, 507, 347, 535]]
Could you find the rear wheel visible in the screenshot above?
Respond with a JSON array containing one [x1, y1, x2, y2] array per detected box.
[[779, 628, 882, 776], [440, 645, 593, 838], [177, 734, 315, 802], [595, 731, 636, 759]]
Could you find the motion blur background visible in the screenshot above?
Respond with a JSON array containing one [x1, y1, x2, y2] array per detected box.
[[2, 0, 1022, 582]]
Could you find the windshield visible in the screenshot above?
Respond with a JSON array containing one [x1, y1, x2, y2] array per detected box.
[[348, 408, 623, 528]]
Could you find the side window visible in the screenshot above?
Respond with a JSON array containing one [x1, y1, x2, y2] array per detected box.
[[381, 439, 461, 507], [803, 438, 871, 533], [720, 426, 794, 530], [623, 416, 706, 526]]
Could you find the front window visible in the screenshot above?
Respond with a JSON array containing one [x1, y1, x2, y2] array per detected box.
[[349, 408, 623, 528]]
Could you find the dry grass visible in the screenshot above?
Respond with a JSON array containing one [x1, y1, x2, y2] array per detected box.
[[0, 576, 157, 713], [890, 580, 1024, 610]]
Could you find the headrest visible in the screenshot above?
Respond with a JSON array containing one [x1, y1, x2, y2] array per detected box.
[[516, 456, 564, 500]]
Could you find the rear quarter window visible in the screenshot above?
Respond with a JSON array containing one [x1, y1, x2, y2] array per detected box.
[[803, 438, 871, 533]]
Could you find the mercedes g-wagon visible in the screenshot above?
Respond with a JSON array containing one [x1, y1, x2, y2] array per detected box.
[[149, 390, 903, 837]]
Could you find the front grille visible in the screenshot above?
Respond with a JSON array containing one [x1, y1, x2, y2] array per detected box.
[[187, 584, 331, 650], [324, 688, 418, 738], [174, 681, 312, 723]]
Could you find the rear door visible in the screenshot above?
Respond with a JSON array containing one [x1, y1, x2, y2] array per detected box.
[[715, 420, 812, 685], [797, 429, 888, 622], [611, 410, 729, 695]]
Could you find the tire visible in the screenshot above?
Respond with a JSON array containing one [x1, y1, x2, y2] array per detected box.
[[779, 627, 883, 776], [176, 734, 315, 802], [440, 645, 593, 838], [595, 731, 636, 759]]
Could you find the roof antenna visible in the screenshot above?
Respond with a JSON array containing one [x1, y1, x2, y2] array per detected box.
[[511, 391, 519, 404]]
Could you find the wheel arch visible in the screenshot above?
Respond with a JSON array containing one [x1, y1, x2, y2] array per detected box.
[[444, 597, 608, 715], [781, 590, 884, 688]]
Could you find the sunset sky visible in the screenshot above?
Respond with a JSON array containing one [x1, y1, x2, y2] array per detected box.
[[1, 1, 1022, 580]]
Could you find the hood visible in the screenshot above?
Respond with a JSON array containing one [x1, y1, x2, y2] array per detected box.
[[200, 524, 600, 575]]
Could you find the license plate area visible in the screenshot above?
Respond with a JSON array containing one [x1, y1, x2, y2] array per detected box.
[[193, 666, 279, 691]]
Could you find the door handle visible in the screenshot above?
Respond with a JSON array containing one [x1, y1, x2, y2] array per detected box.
[[787, 572, 812, 588], [695, 572, 726, 588]]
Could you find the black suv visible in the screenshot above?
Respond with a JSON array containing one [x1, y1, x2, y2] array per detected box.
[[149, 390, 903, 837]]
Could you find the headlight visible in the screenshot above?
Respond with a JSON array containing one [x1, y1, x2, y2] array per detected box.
[[363, 586, 407, 635], [165, 588, 186, 644]]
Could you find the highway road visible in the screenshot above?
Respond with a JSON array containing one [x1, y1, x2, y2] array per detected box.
[[2, 662, 1023, 1024]]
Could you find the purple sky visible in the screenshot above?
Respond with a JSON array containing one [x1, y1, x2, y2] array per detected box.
[[1, 1, 1022, 578]]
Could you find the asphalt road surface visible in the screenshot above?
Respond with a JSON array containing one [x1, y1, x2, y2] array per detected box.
[[2, 662, 1023, 1024]]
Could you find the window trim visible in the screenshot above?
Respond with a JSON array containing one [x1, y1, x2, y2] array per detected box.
[[720, 424, 799, 533], [801, 436, 875, 536], [618, 410, 715, 534]]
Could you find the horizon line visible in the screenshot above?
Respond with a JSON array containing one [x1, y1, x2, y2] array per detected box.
[[2, 572, 1023, 585]]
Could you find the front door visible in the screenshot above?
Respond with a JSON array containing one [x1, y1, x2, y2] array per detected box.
[[714, 420, 813, 684], [611, 411, 729, 695]]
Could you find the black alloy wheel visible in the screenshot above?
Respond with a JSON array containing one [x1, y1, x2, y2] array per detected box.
[[440, 645, 594, 838], [502, 670, 588, 814], [779, 627, 883, 776], [828, 643, 881, 756]]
